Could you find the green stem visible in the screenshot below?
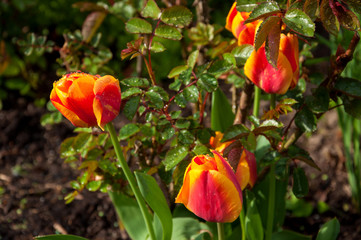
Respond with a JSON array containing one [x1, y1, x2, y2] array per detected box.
[[105, 123, 156, 240], [265, 94, 277, 240], [240, 208, 246, 240], [253, 86, 261, 117], [217, 222, 225, 240]]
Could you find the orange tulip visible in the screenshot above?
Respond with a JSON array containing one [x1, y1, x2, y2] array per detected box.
[[50, 72, 121, 129], [209, 131, 234, 153], [235, 149, 257, 190], [226, 3, 299, 94], [175, 151, 243, 222]]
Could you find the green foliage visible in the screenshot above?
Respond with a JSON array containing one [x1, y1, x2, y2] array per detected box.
[[316, 218, 340, 240]]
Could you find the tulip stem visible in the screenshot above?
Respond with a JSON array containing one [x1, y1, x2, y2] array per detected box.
[[240, 208, 246, 240], [217, 222, 225, 240], [105, 123, 156, 240], [266, 94, 277, 240], [253, 86, 261, 117]]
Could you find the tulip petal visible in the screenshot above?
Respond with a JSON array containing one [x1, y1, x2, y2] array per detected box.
[[209, 132, 233, 153], [244, 46, 293, 94], [226, 2, 238, 31], [93, 75, 121, 129], [186, 169, 243, 222], [235, 150, 257, 189], [279, 33, 299, 88]]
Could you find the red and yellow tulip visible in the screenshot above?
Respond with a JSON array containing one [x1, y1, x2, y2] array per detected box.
[[226, 2, 299, 94], [209, 131, 234, 153], [50, 72, 121, 129], [175, 151, 243, 222]]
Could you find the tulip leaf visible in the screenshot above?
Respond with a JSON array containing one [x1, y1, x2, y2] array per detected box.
[[108, 191, 148, 240], [168, 65, 188, 78], [295, 107, 317, 132], [164, 145, 189, 171], [320, 0, 339, 35], [197, 73, 218, 92], [126, 18, 153, 34], [122, 77, 150, 87], [160, 6, 192, 28], [141, 0, 161, 19], [183, 85, 199, 103], [245, 1, 281, 23], [283, 9, 315, 37], [171, 217, 211, 239], [34, 235, 89, 240], [134, 172, 173, 240], [150, 41, 166, 53], [123, 96, 140, 120], [316, 218, 340, 240], [222, 124, 250, 142], [245, 191, 264, 240], [211, 88, 235, 132], [118, 123, 140, 140], [187, 50, 199, 69], [155, 25, 182, 40], [232, 44, 254, 66], [292, 167, 309, 198], [306, 86, 329, 113], [122, 87, 143, 99], [334, 77, 361, 99], [272, 230, 311, 240]]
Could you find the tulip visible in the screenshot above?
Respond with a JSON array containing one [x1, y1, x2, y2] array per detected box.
[[209, 131, 234, 153], [235, 149, 257, 190], [175, 151, 243, 222], [226, 3, 299, 94], [50, 72, 121, 129]]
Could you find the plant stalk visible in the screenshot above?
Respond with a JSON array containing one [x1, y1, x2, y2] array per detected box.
[[105, 123, 156, 240], [217, 222, 225, 240], [253, 86, 261, 117], [240, 208, 246, 240]]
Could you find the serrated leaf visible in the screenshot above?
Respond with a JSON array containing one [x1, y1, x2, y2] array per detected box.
[[320, 0, 339, 35], [293, 167, 309, 198], [149, 86, 169, 101], [150, 41, 166, 53], [168, 65, 188, 78], [192, 144, 211, 155], [334, 77, 361, 99], [141, 0, 161, 19], [295, 107, 317, 132], [236, 0, 258, 12], [164, 145, 189, 171], [187, 50, 199, 69], [316, 218, 340, 240], [178, 130, 195, 145], [179, 67, 192, 85], [304, 0, 320, 21], [175, 93, 187, 108], [126, 18, 152, 34], [123, 96, 140, 120], [118, 123, 140, 140], [329, 0, 360, 31], [265, 20, 281, 68], [160, 6, 192, 28], [207, 59, 233, 77], [245, 1, 281, 23], [252, 119, 283, 135], [232, 44, 254, 66], [283, 8, 315, 37], [197, 73, 218, 92], [169, 79, 182, 91], [122, 87, 142, 99], [222, 124, 250, 142], [183, 85, 199, 103], [155, 25, 182, 40], [146, 91, 164, 109], [122, 77, 149, 87], [288, 145, 321, 171], [254, 16, 281, 51]]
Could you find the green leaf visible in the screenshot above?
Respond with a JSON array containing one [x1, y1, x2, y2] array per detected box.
[[295, 107, 317, 132], [155, 25, 182, 40], [288, 145, 321, 171], [149, 86, 169, 101], [160, 6, 192, 28], [141, 0, 161, 19], [178, 130, 195, 145], [171, 218, 210, 239], [245, 1, 281, 23], [73, 133, 92, 152], [236, 0, 258, 12], [272, 230, 311, 240], [306, 86, 329, 113], [197, 73, 218, 92], [122, 77, 149, 87], [252, 119, 283, 135], [179, 67, 192, 85], [304, 0, 320, 21], [207, 59, 233, 77], [161, 125, 175, 140], [222, 124, 250, 142], [192, 144, 211, 156], [187, 50, 199, 69], [134, 172, 173, 240], [168, 65, 188, 78], [108, 191, 147, 240], [292, 167, 309, 198], [211, 88, 235, 132], [341, 96, 361, 119], [232, 44, 254, 66], [163, 145, 189, 171], [334, 77, 361, 99], [118, 123, 140, 140], [150, 41, 166, 53], [175, 93, 187, 108], [146, 91, 164, 109], [245, 191, 264, 240], [283, 8, 315, 37], [123, 96, 140, 120], [126, 18, 153, 34], [86, 180, 102, 192], [122, 87, 142, 99], [183, 85, 199, 103], [316, 218, 340, 240], [34, 235, 89, 240]]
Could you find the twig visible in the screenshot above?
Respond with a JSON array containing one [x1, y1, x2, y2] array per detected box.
[[234, 79, 254, 124]]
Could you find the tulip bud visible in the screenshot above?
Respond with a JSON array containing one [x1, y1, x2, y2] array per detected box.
[[50, 72, 121, 130], [175, 151, 243, 222], [235, 149, 257, 190]]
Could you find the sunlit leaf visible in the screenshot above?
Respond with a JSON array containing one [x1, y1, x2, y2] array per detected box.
[[283, 8, 315, 37], [141, 0, 161, 19], [160, 6, 192, 28], [126, 18, 152, 34]]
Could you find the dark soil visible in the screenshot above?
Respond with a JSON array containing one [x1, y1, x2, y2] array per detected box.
[[1, 95, 360, 239]]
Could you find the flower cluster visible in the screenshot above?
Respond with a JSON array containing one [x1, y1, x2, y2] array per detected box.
[[226, 2, 299, 94]]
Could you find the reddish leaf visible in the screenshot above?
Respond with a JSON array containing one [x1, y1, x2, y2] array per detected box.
[[304, 0, 320, 21], [265, 22, 281, 68], [254, 16, 281, 51], [82, 12, 107, 43], [329, 0, 360, 31], [320, 0, 340, 35]]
